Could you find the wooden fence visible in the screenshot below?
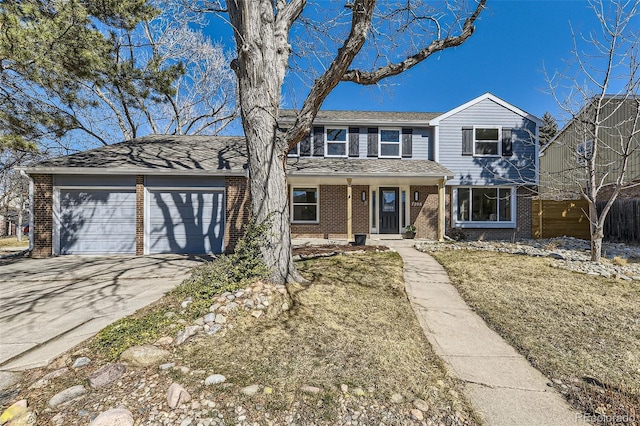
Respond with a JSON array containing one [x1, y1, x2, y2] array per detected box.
[[533, 198, 640, 243], [598, 199, 640, 243], [532, 199, 591, 240]]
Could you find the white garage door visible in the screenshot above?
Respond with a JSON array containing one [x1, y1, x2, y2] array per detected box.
[[58, 189, 137, 254], [147, 189, 225, 254]]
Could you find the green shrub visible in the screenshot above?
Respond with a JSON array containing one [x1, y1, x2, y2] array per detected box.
[[172, 216, 270, 307], [91, 308, 174, 360]]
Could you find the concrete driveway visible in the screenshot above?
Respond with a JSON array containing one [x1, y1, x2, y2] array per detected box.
[[0, 255, 207, 371]]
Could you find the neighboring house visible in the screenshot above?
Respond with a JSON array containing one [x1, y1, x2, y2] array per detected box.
[[22, 93, 540, 257], [539, 96, 640, 199]]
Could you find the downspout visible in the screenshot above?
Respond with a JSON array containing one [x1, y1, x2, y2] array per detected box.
[[20, 170, 34, 253]]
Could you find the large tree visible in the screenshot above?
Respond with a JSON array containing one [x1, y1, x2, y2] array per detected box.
[[546, 0, 640, 262], [1, 0, 236, 152], [195, 0, 486, 283], [539, 112, 558, 146]]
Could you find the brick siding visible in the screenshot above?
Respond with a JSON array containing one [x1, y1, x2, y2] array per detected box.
[[225, 176, 250, 252], [410, 185, 448, 239], [291, 185, 369, 239], [31, 174, 53, 258], [136, 175, 144, 255]]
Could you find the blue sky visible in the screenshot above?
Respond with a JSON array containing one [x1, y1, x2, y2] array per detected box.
[[207, 1, 613, 126]]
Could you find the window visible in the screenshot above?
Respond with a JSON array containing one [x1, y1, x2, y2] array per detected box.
[[576, 140, 593, 165], [291, 187, 318, 223], [379, 128, 401, 158], [455, 187, 514, 227], [325, 127, 347, 157], [288, 143, 299, 157], [474, 127, 500, 156]]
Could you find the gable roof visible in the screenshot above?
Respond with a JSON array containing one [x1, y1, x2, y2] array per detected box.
[[279, 109, 441, 126], [23, 134, 452, 178], [428, 92, 542, 126]]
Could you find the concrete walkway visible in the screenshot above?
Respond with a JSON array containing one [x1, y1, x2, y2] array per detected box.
[[0, 255, 206, 373], [393, 244, 581, 426]]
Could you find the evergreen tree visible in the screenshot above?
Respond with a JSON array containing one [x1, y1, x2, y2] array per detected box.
[[539, 111, 559, 146]]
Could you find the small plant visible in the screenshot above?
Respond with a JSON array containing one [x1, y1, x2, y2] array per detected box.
[[612, 256, 628, 266], [404, 225, 417, 233], [171, 215, 271, 315]]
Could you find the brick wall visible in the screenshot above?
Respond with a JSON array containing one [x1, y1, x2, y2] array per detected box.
[[448, 186, 533, 241], [290, 184, 370, 239], [31, 174, 53, 258], [136, 175, 144, 255], [225, 176, 250, 252], [410, 185, 448, 239]]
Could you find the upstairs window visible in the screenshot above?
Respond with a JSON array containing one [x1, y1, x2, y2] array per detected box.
[[474, 127, 501, 156], [379, 128, 401, 158], [325, 127, 347, 157]]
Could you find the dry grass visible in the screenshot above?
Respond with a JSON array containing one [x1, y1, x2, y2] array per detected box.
[[180, 252, 477, 423], [0, 236, 28, 249], [430, 250, 640, 421]]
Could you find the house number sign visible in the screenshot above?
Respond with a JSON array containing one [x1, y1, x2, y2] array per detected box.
[[411, 201, 423, 207]]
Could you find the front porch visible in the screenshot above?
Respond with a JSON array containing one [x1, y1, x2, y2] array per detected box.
[[288, 179, 450, 243]]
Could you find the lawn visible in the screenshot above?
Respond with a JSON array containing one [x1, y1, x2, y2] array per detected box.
[[4, 251, 479, 425], [0, 236, 28, 249], [428, 249, 640, 422]]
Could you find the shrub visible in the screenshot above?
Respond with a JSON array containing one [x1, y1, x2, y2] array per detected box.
[[171, 216, 270, 308]]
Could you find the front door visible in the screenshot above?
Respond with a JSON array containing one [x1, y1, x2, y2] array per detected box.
[[379, 187, 399, 234]]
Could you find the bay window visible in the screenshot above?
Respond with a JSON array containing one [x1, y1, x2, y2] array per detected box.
[[455, 187, 515, 227]]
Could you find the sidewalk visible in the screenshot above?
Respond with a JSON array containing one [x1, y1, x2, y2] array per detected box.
[[393, 244, 581, 426]]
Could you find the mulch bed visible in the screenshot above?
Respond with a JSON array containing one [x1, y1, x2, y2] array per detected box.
[[292, 244, 389, 258]]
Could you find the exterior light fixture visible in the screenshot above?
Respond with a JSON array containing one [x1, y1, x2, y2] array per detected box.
[[361, 191, 367, 202], [414, 191, 419, 202]]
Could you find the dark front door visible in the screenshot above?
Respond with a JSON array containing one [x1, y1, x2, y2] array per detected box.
[[379, 187, 399, 234]]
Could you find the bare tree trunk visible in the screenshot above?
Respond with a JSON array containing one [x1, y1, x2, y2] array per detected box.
[[17, 205, 23, 242], [228, 0, 305, 284]]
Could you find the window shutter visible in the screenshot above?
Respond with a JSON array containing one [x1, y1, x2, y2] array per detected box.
[[313, 126, 324, 156], [348, 127, 360, 157], [462, 127, 473, 156], [402, 128, 413, 158], [367, 127, 378, 157], [502, 128, 513, 156], [299, 133, 311, 156]]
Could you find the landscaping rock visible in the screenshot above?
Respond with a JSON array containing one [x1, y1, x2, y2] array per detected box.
[[0, 399, 35, 426], [300, 385, 322, 395], [175, 325, 200, 345], [413, 398, 429, 412], [214, 313, 226, 324], [352, 387, 365, 396], [390, 393, 404, 403], [250, 311, 262, 319], [72, 357, 91, 368], [410, 408, 424, 421], [30, 368, 69, 389], [241, 384, 260, 396], [88, 363, 126, 389], [159, 362, 175, 371], [206, 324, 222, 335], [204, 374, 226, 385], [119, 345, 170, 367], [154, 336, 173, 346], [0, 371, 22, 391], [167, 383, 191, 409], [340, 384, 348, 393], [49, 385, 87, 407], [203, 313, 216, 324], [89, 408, 134, 426]]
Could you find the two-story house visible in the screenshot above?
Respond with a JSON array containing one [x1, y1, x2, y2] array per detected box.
[[22, 93, 540, 257]]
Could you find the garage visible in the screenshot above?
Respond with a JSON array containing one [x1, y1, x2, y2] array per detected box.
[[145, 176, 225, 254], [55, 176, 137, 254]]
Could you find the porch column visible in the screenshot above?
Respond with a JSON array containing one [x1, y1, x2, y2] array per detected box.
[[438, 178, 446, 242], [347, 178, 353, 242]]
